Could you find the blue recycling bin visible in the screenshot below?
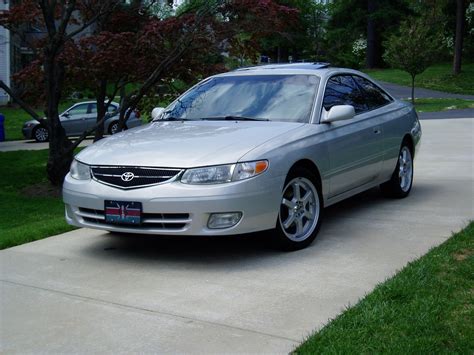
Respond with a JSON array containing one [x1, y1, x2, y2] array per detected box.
[[0, 114, 5, 142]]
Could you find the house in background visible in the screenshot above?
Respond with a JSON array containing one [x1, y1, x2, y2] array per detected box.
[[0, 1, 11, 105]]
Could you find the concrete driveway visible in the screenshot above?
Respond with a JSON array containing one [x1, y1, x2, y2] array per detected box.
[[1, 118, 473, 353]]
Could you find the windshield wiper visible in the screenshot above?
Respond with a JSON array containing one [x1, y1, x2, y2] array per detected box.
[[201, 116, 269, 121]]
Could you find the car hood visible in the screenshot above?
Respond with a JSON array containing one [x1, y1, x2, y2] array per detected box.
[[24, 119, 40, 126], [76, 120, 305, 168]]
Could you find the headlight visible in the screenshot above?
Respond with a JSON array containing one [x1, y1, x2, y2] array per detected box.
[[70, 159, 91, 180], [181, 160, 268, 185]]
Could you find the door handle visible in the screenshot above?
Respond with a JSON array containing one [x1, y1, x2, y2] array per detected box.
[[373, 128, 381, 135]]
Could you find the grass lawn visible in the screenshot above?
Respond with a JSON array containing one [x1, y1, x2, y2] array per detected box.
[[365, 62, 474, 95], [0, 101, 80, 141], [295, 222, 474, 354], [0, 150, 75, 249], [410, 98, 474, 113]]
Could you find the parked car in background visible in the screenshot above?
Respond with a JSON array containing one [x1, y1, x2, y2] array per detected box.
[[63, 63, 421, 250], [22, 101, 142, 142]]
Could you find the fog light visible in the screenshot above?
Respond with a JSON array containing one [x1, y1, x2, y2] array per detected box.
[[207, 212, 242, 229]]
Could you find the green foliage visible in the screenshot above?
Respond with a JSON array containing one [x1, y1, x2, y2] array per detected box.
[[384, 18, 444, 79], [408, 98, 474, 112], [384, 16, 444, 102], [0, 150, 75, 249], [324, 0, 412, 68], [295, 222, 474, 354]]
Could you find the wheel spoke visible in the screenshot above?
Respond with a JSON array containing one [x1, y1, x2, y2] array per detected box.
[[282, 198, 295, 209], [295, 217, 304, 235], [283, 213, 296, 229], [302, 191, 312, 205], [292, 182, 301, 200]]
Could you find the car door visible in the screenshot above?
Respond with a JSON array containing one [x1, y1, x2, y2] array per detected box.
[[85, 103, 98, 131], [321, 74, 384, 198], [351, 75, 396, 178], [60, 103, 89, 136]]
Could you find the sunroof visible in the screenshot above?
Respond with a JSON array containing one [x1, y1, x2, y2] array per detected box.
[[235, 62, 331, 71]]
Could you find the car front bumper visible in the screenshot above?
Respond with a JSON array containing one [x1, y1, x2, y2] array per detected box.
[[63, 173, 283, 236]]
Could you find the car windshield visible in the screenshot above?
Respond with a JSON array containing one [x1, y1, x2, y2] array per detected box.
[[162, 74, 320, 123]]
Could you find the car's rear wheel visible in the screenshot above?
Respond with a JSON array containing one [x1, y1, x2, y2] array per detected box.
[[273, 167, 323, 251], [380, 143, 413, 198], [33, 126, 49, 142]]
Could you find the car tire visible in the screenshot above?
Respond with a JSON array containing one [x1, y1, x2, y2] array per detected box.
[[33, 126, 49, 142], [380, 142, 414, 198], [109, 122, 127, 135], [108, 122, 119, 135], [273, 167, 323, 251]]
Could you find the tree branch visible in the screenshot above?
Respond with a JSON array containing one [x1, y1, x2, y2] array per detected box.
[[0, 80, 45, 125], [64, 1, 117, 41]]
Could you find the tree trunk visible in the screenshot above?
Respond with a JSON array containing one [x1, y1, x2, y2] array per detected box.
[[411, 74, 416, 105], [366, 0, 377, 69], [44, 53, 73, 186], [94, 79, 107, 142], [453, 0, 466, 75]]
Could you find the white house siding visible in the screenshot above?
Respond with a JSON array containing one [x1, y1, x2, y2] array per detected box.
[[0, 1, 10, 105]]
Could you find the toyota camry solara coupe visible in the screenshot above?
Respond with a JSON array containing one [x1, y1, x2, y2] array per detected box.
[[63, 63, 422, 250]]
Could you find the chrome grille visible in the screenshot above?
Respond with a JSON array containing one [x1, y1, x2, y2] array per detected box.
[[91, 166, 182, 189], [77, 207, 190, 230]]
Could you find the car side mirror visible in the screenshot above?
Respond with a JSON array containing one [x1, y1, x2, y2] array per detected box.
[[322, 105, 355, 123], [151, 107, 165, 120], [63, 112, 70, 118]]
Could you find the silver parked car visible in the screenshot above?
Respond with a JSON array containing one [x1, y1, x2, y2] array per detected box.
[[22, 101, 142, 142], [63, 64, 421, 250]]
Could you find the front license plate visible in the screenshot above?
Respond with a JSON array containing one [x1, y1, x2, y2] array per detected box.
[[105, 200, 142, 225]]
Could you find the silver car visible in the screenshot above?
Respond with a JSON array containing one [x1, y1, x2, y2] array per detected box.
[[63, 64, 421, 250], [22, 101, 142, 142]]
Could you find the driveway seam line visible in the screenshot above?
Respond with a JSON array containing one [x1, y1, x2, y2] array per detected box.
[[1, 279, 300, 344]]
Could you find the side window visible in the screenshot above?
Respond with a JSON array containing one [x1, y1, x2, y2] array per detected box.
[[107, 105, 118, 114], [67, 104, 89, 116], [89, 103, 97, 114], [352, 76, 392, 110], [323, 75, 367, 114]]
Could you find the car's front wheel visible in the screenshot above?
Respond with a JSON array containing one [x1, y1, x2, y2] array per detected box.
[[273, 167, 323, 251], [33, 126, 49, 142], [109, 122, 119, 135], [380, 143, 413, 198], [109, 122, 127, 135]]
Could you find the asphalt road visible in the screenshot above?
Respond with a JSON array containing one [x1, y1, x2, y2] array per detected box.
[[1, 118, 473, 353], [377, 81, 474, 100]]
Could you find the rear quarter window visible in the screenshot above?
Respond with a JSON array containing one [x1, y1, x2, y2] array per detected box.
[[352, 75, 393, 110]]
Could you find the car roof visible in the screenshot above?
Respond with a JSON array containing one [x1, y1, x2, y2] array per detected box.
[[71, 101, 119, 106], [234, 62, 331, 71], [214, 63, 367, 79]]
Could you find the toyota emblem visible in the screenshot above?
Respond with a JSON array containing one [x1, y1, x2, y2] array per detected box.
[[121, 172, 135, 182]]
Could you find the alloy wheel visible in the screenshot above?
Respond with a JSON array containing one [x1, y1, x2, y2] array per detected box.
[[398, 146, 413, 192], [35, 127, 48, 142], [279, 177, 320, 242]]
